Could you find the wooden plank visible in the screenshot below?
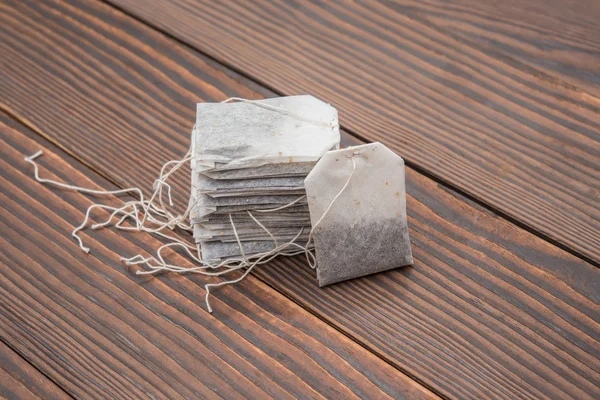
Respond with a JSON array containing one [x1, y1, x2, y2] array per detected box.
[[103, 0, 600, 263], [0, 115, 436, 399], [387, 0, 600, 97], [0, 340, 70, 400], [0, 0, 598, 398]]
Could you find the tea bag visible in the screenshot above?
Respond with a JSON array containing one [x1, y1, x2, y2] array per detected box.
[[190, 204, 311, 224], [194, 224, 311, 241], [202, 162, 316, 180], [305, 142, 413, 286], [201, 219, 310, 230], [199, 212, 311, 224], [191, 95, 339, 171]]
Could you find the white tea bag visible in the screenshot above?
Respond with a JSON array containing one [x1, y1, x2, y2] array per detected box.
[[207, 189, 306, 198], [192, 192, 308, 214], [199, 212, 311, 224], [202, 162, 316, 180], [201, 240, 313, 262], [305, 142, 413, 286], [191, 95, 340, 171], [190, 204, 310, 223], [197, 175, 305, 191]]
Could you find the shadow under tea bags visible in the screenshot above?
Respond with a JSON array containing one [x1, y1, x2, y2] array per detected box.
[[305, 142, 413, 286]]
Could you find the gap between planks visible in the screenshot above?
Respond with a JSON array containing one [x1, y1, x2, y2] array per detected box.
[[0, 336, 74, 400]]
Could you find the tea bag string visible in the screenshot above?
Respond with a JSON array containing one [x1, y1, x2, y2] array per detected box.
[[25, 150, 194, 247], [25, 147, 279, 313], [24, 145, 344, 312], [25, 151, 145, 200], [25, 146, 319, 313]]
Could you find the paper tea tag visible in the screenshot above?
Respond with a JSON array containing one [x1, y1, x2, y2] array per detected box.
[[305, 142, 413, 286]]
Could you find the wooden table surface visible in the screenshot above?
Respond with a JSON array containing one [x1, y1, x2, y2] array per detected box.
[[0, 0, 598, 398]]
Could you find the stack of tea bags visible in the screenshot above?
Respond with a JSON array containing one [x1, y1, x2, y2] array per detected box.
[[190, 95, 340, 262]]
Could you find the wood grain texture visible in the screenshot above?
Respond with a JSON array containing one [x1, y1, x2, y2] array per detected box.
[[0, 0, 598, 399], [389, 0, 600, 97], [0, 114, 436, 399], [105, 0, 600, 263], [0, 340, 70, 400]]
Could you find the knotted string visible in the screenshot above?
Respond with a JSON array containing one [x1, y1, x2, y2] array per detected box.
[[24, 97, 348, 313]]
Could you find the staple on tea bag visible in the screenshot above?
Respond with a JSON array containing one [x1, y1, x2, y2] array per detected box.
[[305, 142, 413, 286]]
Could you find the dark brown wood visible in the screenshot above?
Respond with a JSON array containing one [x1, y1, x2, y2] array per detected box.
[[0, 0, 598, 399], [388, 0, 600, 97], [104, 0, 600, 263], [0, 340, 70, 400], [0, 114, 436, 399]]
